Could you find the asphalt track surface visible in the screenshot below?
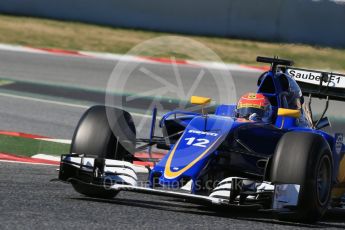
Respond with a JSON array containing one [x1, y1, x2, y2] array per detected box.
[[1, 162, 345, 230], [1, 49, 345, 229], [0, 49, 258, 138]]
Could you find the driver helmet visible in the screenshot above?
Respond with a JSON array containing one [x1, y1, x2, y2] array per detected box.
[[236, 93, 272, 122]]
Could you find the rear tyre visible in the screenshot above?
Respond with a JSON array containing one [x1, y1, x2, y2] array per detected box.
[[70, 105, 136, 161], [271, 132, 333, 222]]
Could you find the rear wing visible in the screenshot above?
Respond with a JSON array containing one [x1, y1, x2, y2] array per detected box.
[[285, 67, 345, 101]]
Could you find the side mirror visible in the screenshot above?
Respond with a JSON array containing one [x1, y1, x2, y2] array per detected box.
[[190, 96, 211, 105], [277, 108, 301, 118], [276, 108, 301, 129], [315, 117, 331, 130], [190, 96, 211, 115]]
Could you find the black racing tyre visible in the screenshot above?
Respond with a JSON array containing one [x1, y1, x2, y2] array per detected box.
[[70, 105, 136, 162], [270, 132, 333, 223]]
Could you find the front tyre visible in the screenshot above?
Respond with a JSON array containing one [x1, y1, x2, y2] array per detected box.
[[70, 105, 136, 161], [68, 105, 136, 198], [271, 132, 333, 222]]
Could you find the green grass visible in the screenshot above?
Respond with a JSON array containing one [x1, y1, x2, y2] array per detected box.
[[0, 135, 69, 157], [0, 14, 345, 71]]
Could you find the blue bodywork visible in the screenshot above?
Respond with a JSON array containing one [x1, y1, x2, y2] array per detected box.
[[149, 69, 345, 194]]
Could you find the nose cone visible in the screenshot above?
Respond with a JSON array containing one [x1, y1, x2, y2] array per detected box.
[[153, 115, 234, 187]]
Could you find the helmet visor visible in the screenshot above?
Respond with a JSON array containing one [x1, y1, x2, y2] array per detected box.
[[237, 107, 265, 119]]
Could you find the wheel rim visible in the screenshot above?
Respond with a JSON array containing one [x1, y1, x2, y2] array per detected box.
[[316, 154, 332, 206]]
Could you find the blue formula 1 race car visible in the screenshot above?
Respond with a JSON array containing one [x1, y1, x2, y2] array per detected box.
[[58, 57, 345, 222]]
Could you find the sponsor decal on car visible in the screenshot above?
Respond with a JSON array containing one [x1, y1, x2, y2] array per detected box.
[[188, 130, 218, 137], [287, 68, 345, 89]]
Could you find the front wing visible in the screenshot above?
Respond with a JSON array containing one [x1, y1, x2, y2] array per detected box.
[[58, 154, 303, 211]]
